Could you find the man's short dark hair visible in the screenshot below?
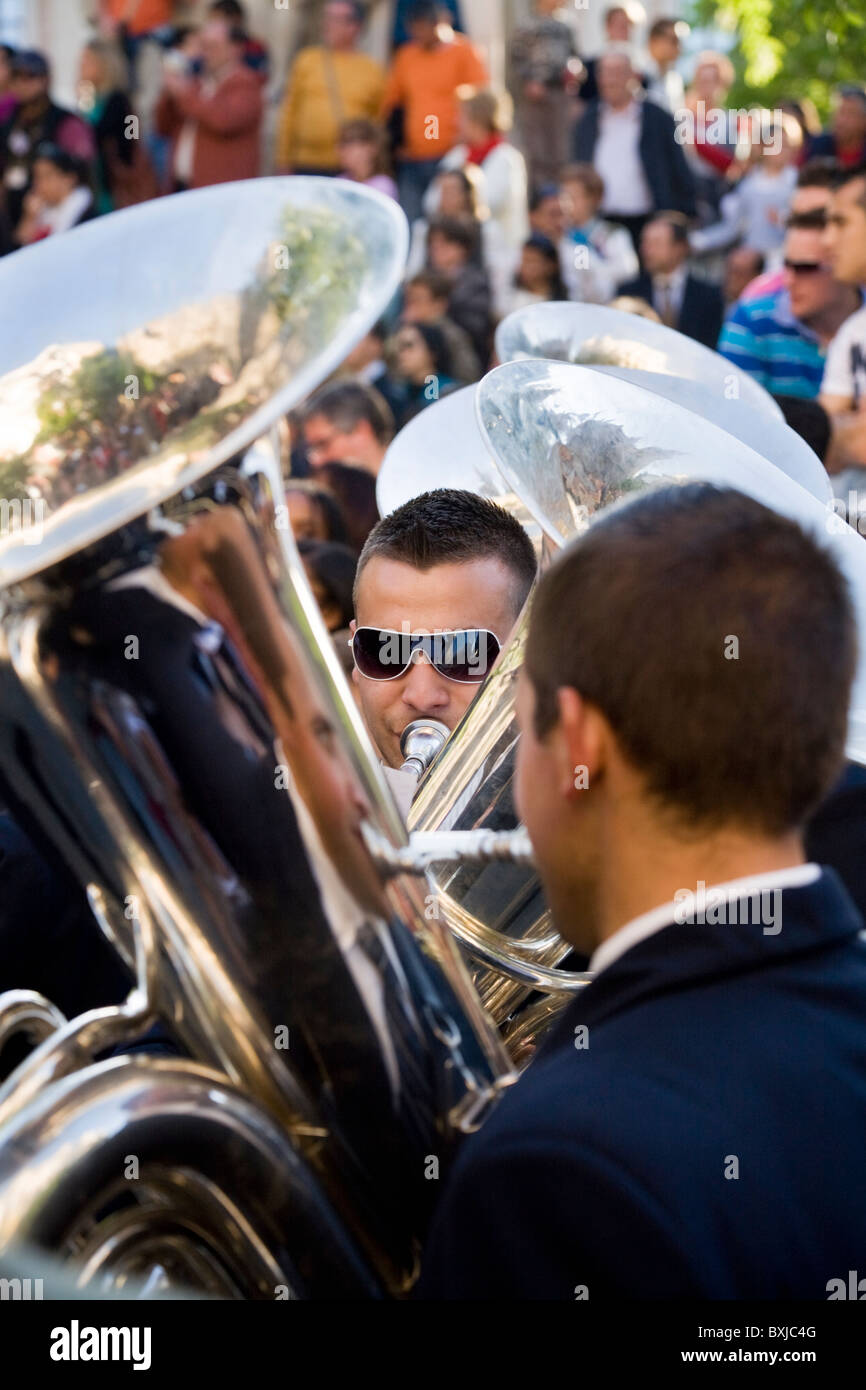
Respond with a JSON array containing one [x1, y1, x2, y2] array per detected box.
[[427, 214, 478, 256], [209, 0, 246, 18], [649, 18, 678, 40], [832, 162, 866, 210], [775, 395, 832, 465], [304, 380, 394, 446], [525, 484, 856, 836], [837, 83, 866, 112], [407, 0, 439, 24], [786, 207, 828, 231], [11, 49, 49, 79], [530, 184, 561, 213], [327, 0, 366, 22], [355, 489, 537, 617], [648, 210, 691, 245], [407, 270, 451, 303], [797, 156, 840, 189]]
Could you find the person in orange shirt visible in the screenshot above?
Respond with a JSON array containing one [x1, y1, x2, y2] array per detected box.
[[100, 1, 175, 86], [101, 0, 174, 39], [383, 0, 487, 223], [276, 1, 385, 175]]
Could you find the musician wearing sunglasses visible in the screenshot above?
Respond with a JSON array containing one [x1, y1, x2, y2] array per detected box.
[[349, 490, 537, 771], [420, 484, 866, 1299], [719, 209, 861, 400]]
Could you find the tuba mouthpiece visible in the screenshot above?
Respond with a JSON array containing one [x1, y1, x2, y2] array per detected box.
[[399, 719, 451, 780]]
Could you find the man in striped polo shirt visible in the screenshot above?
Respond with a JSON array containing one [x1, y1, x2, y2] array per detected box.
[[718, 209, 861, 398]]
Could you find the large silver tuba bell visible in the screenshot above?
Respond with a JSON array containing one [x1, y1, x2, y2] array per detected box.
[[0, 178, 515, 1298]]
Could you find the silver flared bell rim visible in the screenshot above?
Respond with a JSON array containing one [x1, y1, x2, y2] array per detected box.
[[377, 386, 500, 517], [495, 300, 785, 422], [589, 364, 830, 502], [476, 358, 866, 762], [0, 177, 409, 588]]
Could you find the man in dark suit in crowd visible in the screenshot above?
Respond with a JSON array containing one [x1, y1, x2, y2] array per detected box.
[[573, 50, 695, 251], [620, 211, 723, 347], [419, 483, 866, 1299]]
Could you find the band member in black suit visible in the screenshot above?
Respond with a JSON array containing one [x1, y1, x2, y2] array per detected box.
[[619, 210, 724, 347], [419, 483, 866, 1299]]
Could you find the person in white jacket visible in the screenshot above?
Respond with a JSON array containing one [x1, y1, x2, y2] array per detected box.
[[425, 88, 529, 315]]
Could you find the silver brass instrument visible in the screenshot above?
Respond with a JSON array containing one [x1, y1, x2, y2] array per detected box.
[[495, 301, 831, 502], [0, 178, 515, 1298]]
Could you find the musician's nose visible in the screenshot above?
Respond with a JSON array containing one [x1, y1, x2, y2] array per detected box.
[[399, 652, 452, 715]]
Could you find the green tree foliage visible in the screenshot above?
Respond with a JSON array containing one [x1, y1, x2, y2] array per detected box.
[[689, 0, 866, 117], [36, 351, 161, 439]]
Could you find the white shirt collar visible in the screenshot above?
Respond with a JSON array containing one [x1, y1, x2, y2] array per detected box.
[[41, 185, 91, 235], [653, 263, 687, 291], [601, 99, 640, 122], [588, 863, 822, 977]]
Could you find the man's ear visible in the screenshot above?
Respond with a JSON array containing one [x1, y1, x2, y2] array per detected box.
[[556, 686, 605, 801], [349, 618, 357, 635]]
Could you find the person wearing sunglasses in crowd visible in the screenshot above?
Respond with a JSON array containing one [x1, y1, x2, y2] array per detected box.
[[719, 208, 862, 400], [388, 322, 460, 429], [348, 490, 537, 773]]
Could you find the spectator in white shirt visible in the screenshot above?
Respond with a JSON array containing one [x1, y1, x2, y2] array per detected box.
[[572, 49, 696, 249], [821, 164, 866, 478], [559, 162, 639, 302], [435, 88, 529, 285], [499, 233, 569, 317]]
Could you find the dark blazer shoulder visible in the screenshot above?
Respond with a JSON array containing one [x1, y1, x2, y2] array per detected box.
[[618, 272, 651, 300]]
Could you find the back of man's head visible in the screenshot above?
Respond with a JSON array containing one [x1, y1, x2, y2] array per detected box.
[[355, 488, 537, 619], [525, 484, 856, 837]]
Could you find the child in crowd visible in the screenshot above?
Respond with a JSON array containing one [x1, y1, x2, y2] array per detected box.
[[15, 144, 95, 245], [559, 163, 639, 301], [500, 233, 568, 315], [337, 118, 398, 200], [402, 270, 482, 383], [691, 116, 803, 264], [426, 214, 493, 367], [388, 321, 459, 426]]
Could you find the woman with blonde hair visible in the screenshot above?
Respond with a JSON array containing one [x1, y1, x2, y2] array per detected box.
[[427, 87, 529, 314], [78, 37, 155, 209]]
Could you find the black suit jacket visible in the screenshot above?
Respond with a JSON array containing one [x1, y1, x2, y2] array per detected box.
[[419, 870, 866, 1298], [573, 97, 696, 217], [619, 269, 723, 349]]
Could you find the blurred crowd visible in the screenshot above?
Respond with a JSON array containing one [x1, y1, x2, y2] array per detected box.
[[1, 0, 866, 641]]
